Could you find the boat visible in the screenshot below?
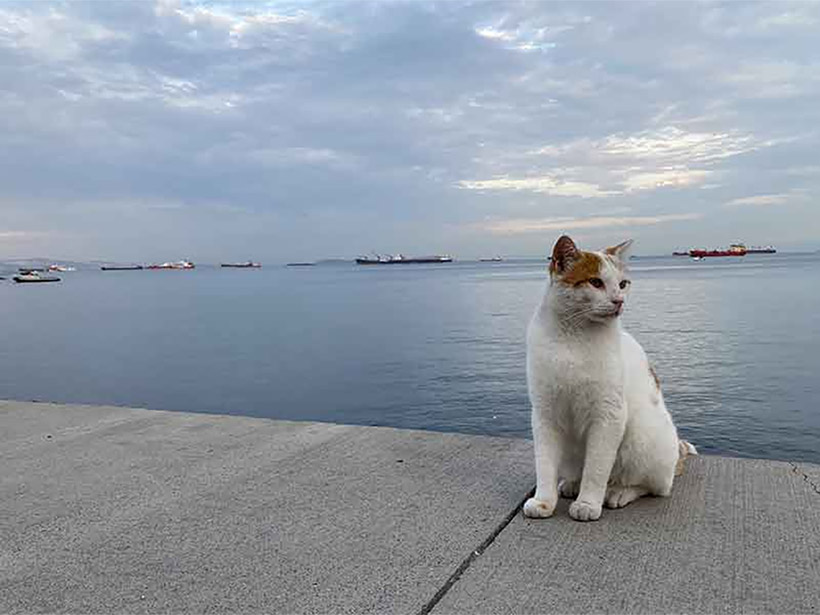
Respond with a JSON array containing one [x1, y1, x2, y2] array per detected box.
[[147, 260, 195, 270], [48, 264, 75, 272], [18, 267, 46, 274], [286, 262, 316, 267], [688, 244, 747, 258], [746, 246, 777, 254], [672, 251, 689, 256], [221, 262, 261, 268], [479, 256, 503, 262], [101, 265, 144, 271], [13, 272, 61, 283], [355, 254, 453, 265]]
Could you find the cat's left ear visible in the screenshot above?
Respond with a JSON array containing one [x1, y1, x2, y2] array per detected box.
[[604, 239, 634, 262]]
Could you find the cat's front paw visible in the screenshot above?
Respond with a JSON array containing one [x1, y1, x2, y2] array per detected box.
[[568, 499, 602, 522], [523, 497, 555, 519]]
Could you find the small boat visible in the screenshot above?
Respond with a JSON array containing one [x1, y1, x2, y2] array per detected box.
[[479, 256, 503, 262], [747, 246, 777, 254], [221, 262, 261, 268], [18, 267, 46, 274], [672, 251, 689, 256], [13, 272, 61, 283], [101, 265, 144, 271], [286, 262, 316, 267], [48, 264, 75, 272]]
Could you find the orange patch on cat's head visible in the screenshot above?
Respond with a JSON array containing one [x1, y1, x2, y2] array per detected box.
[[549, 235, 604, 285], [559, 252, 605, 286]]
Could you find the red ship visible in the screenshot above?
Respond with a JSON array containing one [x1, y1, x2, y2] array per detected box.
[[688, 244, 747, 258]]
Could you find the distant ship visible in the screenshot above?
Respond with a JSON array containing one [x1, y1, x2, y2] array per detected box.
[[355, 254, 453, 265], [221, 261, 261, 268], [685, 243, 777, 258], [147, 260, 195, 270], [675, 243, 777, 257], [479, 256, 503, 262], [688, 244, 747, 258], [101, 265, 144, 271]]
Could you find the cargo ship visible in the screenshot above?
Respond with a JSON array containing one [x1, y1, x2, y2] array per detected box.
[[101, 265, 144, 271], [355, 254, 453, 265], [688, 244, 747, 258], [221, 261, 261, 268]]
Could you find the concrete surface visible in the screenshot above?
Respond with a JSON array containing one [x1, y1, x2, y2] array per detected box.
[[2, 401, 819, 614], [0, 401, 533, 614], [433, 455, 820, 614]]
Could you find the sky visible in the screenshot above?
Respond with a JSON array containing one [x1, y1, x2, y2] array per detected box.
[[1, 0, 819, 262]]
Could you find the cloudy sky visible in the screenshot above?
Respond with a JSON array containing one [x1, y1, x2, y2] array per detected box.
[[1, 0, 819, 262]]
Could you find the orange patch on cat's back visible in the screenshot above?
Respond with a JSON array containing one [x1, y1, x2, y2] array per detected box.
[[556, 251, 603, 285], [675, 440, 695, 476], [649, 364, 661, 391]]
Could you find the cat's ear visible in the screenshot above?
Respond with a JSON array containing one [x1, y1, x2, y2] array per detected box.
[[550, 235, 579, 274], [604, 239, 633, 263]]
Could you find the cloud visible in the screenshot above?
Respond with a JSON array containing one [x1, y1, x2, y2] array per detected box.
[[597, 127, 759, 164], [723, 193, 795, 208], [458, 176, 616, 198], [461, 126, 763, 198], [0, 231, 39, 238], [480, 213, 703, 235], [620, 168, 713, 192]]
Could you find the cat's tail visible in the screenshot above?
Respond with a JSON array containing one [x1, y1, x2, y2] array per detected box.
[[675, 439, 698, 477]]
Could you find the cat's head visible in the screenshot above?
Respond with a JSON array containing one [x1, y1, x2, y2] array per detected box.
[[548, 235, 633, 324]]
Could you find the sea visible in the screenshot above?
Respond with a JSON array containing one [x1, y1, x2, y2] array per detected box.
[[1, 253, 818, 464]]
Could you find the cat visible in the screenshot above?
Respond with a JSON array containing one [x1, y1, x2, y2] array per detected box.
[[523, 235, 696, 522]]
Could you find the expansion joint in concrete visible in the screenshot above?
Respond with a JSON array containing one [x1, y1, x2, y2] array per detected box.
[[415, 486, 535, 615], [789, 462, 820, 496]]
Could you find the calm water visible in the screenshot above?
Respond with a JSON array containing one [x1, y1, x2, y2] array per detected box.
[[1, 254, 818, 464]]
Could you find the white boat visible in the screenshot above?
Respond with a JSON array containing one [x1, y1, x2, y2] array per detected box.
[[13, 272, 61, 283], [147, 260, 195, 270]]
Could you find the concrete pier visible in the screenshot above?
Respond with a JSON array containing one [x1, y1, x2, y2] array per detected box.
[[2, 400, 819, 614]]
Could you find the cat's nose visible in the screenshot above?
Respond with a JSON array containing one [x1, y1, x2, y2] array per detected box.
[[611, 298, 624, 307]]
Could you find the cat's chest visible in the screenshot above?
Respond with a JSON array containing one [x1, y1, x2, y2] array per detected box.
[[536, 338, 623, 391]]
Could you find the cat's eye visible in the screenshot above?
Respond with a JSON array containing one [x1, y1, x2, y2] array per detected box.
[[619, 279, 631, 289], [588, 277, 605, 289]]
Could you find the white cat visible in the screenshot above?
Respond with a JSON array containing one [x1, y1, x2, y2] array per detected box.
[[523, 235, 696, 522]]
